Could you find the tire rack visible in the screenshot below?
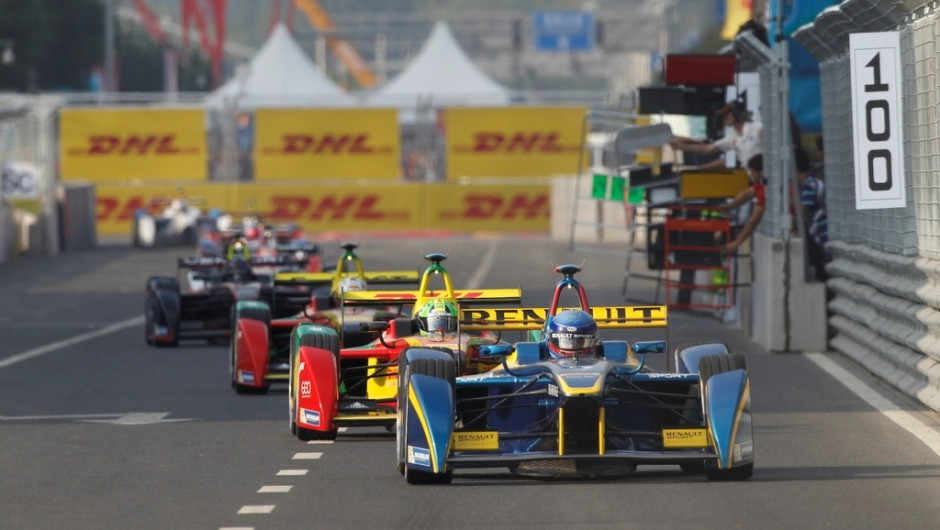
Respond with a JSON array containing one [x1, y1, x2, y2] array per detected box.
[[662, 205, 734, 311]]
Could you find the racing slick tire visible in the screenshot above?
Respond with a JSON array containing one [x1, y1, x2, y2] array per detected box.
[[698, 353, 752, 481], [145, 277, 180, 347], [397, 352, 456, 484], [231, 304, 272, 394], [291, 331, 340, 441]]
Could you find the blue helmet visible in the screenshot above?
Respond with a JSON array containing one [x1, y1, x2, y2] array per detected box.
[[546, 310, 598, 358]]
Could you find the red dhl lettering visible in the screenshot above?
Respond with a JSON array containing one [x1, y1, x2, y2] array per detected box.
[[372, 292, 486, 300], [441, 194, 549, 221], [262, 134, 393, 155], [268, 195, 408, 222], [68, 135, 197, 156], [454, 132, 580, 154], [97, 196, 150, 222]]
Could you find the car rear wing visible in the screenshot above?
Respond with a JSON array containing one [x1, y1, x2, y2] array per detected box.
[[178, 257, 228, 270], [460, 305, 668, 331], [273, 270, 421, 287], [342, 288, 524, 307]]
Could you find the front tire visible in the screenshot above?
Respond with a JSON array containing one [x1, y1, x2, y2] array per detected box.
[[700, 353, 752, 481], [400, 354, 456, 485], [291, 331, 340, 441]]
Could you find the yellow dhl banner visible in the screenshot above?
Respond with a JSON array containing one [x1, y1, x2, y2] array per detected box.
[[721, 0, 754, 40], [445, 107, 586, 178], [254, 108, 401, 179], [95, 182, 552, 236], [60, 108, 207, 181]]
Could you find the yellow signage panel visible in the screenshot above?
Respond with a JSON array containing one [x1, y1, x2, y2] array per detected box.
[[424, 183, 550, 231], [446, 107, 586, 178], [254, 108, 401, 179], [60, 108, 207, 181]]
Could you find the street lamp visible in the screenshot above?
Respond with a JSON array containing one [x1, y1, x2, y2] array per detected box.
[[0, 39, 14, 65]]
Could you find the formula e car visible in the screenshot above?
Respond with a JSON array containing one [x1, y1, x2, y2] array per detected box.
[[395, 264, 754, 484], [133, 196, 222, 249], [144, 251, 310, 347], [286, 253, 524, 441], [230, 242, 421, 394]]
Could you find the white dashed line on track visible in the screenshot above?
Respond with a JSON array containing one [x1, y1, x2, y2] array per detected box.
[[258, 485, 293, 493], [277, 469, 308, 476], [292, 452, 324, 460], [237, 505, 275, 514]]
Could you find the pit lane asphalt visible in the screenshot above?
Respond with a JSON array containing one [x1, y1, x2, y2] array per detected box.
[[2, 235, 940, 529]]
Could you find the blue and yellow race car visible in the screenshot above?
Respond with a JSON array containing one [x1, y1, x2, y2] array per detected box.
[[396, 264, 754, 483]]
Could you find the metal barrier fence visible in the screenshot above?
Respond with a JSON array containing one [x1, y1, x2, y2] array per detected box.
[[792, 1, 940, 410]]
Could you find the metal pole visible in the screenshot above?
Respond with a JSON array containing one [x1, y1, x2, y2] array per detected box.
[[104, 0, 115, 96]]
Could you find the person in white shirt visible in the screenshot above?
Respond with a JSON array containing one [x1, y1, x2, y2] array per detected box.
[[670, 100, 763, 171]]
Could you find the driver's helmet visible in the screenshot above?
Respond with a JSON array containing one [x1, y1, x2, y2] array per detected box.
[[338, 276, 367, 293], [227, 238, 250, 261], [417, 299, 459, 342], [547, 309, 599, 358]]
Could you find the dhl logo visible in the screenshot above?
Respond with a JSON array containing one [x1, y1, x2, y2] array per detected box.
[[97, 196, 206, 221], [97, 196, 150, 221], [67, 135, 199, 156], [439, 194, 549, 221], [453, 132, 581, 154], [268, 195, 409, 221], [260, 134, 393, 155]]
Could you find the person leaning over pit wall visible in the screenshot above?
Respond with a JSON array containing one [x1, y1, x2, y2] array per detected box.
[[670, 100, 763, 171]]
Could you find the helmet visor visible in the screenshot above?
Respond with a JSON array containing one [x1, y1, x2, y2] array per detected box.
[[426, 312, 457, 334], [549, 332, 595, 353]]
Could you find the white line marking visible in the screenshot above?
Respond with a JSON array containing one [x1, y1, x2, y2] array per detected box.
[[219, 527, 254, 530], [466, 240, 499, 289], [306, 439, 334, 444], [292, 452, 323, 460], [237, 505, 275, 514], [806, 352, 940, 457], [277, 469, 308, 476], [258, 485, 292, 493], [0, 316, 143, 370]]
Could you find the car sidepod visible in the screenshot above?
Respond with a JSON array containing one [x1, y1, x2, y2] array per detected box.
[[398, 348, 457, 484], [700, 354, 754, 480], [145, 276, 180, 347], [231, 301, 272, 393], [290, 324, 340, 441]]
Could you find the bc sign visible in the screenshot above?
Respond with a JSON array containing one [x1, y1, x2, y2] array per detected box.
[[1, 161, 40, 199], [533, 11, 595, 52], [849, 32, 906, 210]]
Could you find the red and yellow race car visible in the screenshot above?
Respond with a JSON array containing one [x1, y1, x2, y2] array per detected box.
[[229, 242, 420, 394], [287, 253, 524, 441]]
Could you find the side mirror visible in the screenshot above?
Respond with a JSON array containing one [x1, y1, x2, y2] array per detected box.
[[633, 340, 666, 354], [477, 344, 513, 359]]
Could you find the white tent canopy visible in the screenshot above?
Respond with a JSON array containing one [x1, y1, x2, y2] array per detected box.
[[206, 23, 354, 108], [368, 21, 511, 108]]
